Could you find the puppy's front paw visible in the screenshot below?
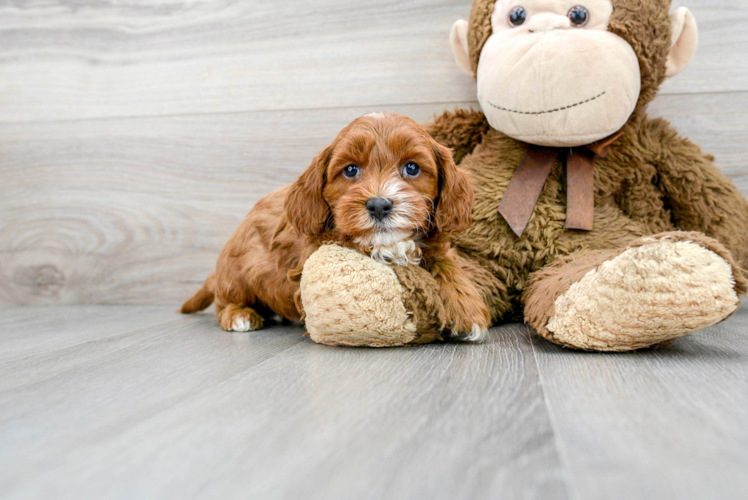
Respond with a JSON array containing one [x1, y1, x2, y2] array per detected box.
[[219, 305, 264, 332], [443, 293, 491, 343]]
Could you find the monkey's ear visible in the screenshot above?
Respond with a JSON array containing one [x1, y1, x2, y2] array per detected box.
[[451, 20, 474, 77], [433, 141, 474, 235], [284, 146, 332, 237], [666, 7, 698, 78]]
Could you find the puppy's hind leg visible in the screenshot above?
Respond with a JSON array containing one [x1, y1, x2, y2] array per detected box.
[[217, 304, 264, 332]]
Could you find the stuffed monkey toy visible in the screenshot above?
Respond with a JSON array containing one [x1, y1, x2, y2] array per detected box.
[[300, 0, 748, 350]]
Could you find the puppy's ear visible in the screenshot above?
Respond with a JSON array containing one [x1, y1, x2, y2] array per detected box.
[[285, 145, 333, 236], [433, 141, 474, 234]]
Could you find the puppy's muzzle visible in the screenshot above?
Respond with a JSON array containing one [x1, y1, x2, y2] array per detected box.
[[366, 197, 394, 222]]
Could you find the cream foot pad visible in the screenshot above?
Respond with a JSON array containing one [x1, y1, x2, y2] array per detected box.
[[547, 238, 740, 351]]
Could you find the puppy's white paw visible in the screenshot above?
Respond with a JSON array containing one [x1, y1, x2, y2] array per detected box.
[[232, 316, 260, 332], [220, 305, 264, 333], [450, 324, 488, 343], [232, 317, 250, 332]]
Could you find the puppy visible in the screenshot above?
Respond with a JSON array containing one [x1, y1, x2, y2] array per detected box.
[[181, 112, 490, 340]]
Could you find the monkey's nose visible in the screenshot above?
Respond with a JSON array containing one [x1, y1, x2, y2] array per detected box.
[[366, 197, 394, 222], [526, 13, 571, 33]]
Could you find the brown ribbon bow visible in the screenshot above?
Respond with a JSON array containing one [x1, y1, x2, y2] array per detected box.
[[498, 131, 623, 237]]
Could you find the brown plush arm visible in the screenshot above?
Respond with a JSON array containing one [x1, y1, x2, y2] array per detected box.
[[648, 118, 748, 269], [423, 108, 490, 164]]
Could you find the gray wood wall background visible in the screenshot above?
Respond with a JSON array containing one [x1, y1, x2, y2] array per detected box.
[[1, 0, 746, 306]]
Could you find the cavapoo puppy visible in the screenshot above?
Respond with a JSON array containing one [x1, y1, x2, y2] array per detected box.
[[181, 112, 490, 340]]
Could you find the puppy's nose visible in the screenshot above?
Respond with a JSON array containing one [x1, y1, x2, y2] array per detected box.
[[366, 197, 394, 221]]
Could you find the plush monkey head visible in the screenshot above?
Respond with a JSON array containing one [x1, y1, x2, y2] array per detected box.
[[450, 0, 698, 147]]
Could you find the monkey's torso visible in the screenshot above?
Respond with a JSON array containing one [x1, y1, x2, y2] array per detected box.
[[454, 123, 680, 322]]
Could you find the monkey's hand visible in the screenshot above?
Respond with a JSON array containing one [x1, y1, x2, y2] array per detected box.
[[299, 244, 445, 347]]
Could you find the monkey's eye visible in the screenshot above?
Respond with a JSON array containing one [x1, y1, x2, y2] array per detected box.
[[343, 165, 360, 178], [568, 6, 589, 27], [402, 162, 421, 178], [508, 6, 527, 27]]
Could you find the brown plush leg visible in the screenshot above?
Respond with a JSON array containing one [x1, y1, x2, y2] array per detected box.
[[524, 248, 624, 346], [524, 232, 745, 351]]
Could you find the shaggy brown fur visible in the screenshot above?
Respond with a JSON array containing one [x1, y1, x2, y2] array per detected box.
[[182, 113, 490, 334], [422, 0, 748, 346]]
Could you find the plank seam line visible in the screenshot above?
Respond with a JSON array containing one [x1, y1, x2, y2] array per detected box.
[[0, 88, 745, 126], [0, 315, 197, 365], [0, 100, 483, 127], [3, 321, 305, 403], [528, 330, 582, 500], [86, 334, 308, 429]]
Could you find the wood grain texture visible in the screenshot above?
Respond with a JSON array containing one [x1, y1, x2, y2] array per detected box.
[[532, 305, 748, 500], [1, 0, 747, 307], [0, 0, 745, 123], [0, 308, 569, 500], [2, 92, 747, 306], [0, 0, 476, 122], [0, 305, 173, 363]]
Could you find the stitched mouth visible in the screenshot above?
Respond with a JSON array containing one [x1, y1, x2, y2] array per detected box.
[[487, 91, 606, 116]]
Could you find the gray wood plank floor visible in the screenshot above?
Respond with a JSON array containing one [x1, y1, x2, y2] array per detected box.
[[2, 305, 747, 499]]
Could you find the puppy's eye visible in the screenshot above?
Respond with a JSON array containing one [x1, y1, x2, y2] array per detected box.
[[508, 6, 527, 27], [343, 165, 360, 178], [568, 6, 589, 27], [402, 162, 421, 178]]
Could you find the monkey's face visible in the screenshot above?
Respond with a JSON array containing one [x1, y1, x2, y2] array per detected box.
[[475, 0, 640, 147]]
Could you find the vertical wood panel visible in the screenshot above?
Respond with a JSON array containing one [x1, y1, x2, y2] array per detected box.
[[0, 0, 476, 122], [1, 0, 747, 306], [0, 1, 745, 122]]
